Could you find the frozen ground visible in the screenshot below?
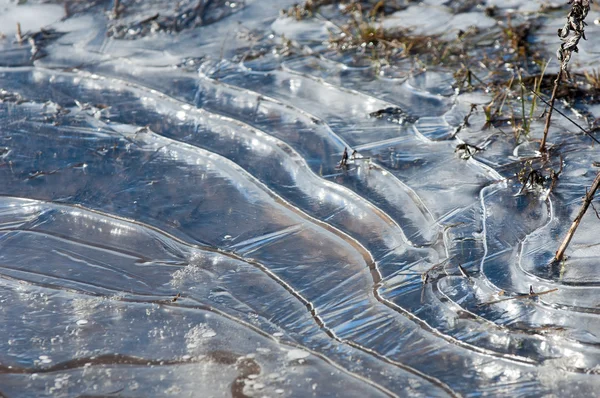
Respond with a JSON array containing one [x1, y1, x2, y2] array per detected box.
[[0, 0, 600, 397]]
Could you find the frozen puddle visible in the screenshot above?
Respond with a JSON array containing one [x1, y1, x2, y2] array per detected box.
[[0, 0, 599, 396]]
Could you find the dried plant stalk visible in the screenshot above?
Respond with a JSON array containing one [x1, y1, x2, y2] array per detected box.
[[15, 22, 22, 44], [555, 171, 600, 261], [113, 0, 121, 19], [539, 70, 562, 152], [539, 0, 592, 152]]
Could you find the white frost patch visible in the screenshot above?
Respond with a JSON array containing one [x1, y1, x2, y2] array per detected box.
[[38, 355, 52, 364], [49, 374, 70, 394], [185, 324, 217, 352], [286, 349, 310, 361], [383, 5, 496, 41], [271, 16, 329, 43], [170, 263, 204, 288]]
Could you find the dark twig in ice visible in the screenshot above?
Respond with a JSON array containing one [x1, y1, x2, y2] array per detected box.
[[458, 264, 471, 280], [547, 155, 564, 195], [455, 142, 483, 159], [339, 147, 349, 167], [555, 170, 600, 261], [518, 168, 545, 194], [421, 259, 452, 285], [452, 104, 478, 138]]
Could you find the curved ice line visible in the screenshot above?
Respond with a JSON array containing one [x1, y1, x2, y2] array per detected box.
[[476, 183, 600, 323], [111, 108, 541, 365], [0, 272, 399, 398], [434, 276, 512, 329], [49, 65, 445, 261], [4, 67, 543, 389], [92, 78, 533, 388], [0, 266, 152, 297], [410, 121, 505, 184], [430, 277, 600, 364], [10, 66, 555, 391], [0, 228, 162, 280], [478, 181, 505, 280], [516, 193, 560, 281], [196, 68, 440, 245], [375, 252, 544, 366], [237, 65, 440, 218], [277, 61, 396, 108], [4, 67, 410, 285], [374, 281, 537, 366], [3, 67, 535, 379], [294, 53, 411, 84], [0, 192, 455, 395], [137, 90, 418, 250], [233, 64, 507, 245], [117, 121, 466, 392], [280, 57, 441, 115], [59, 65, 425, 251], [198, 67, 349, 151], [514, 195, 600, 308]]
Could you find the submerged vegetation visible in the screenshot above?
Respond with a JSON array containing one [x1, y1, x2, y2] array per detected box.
[[284, 1, 444, 64], [282, 0, 600, 262], [284, 0, 407, 21]]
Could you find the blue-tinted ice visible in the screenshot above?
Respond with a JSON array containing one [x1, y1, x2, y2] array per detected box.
[[0, 0, 600, 396]]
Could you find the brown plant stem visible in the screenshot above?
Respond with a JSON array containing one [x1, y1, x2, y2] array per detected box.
[[15, 22, 22, 44], [113, 0, 121, 19], [539, 68, 563, 153], [555, 170, 600, 261]]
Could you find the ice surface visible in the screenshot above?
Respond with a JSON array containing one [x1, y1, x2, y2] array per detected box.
[[1, 0, 600, 397], [0, 0, 64, 37]]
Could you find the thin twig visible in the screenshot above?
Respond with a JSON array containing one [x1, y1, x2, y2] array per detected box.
[[555, 170, 600, 261], [540, 0, 593, 152], [458, 264, 471, 280], [547, 154, 564, 195], [339, 147, 349, 167], [540, 69, 563, 152]]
